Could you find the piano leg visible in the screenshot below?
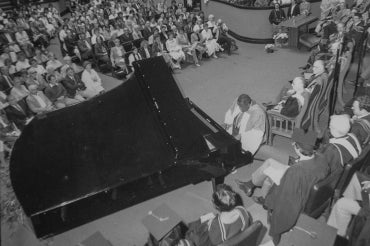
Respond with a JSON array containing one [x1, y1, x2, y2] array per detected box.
[[60, 207, 67, 222]]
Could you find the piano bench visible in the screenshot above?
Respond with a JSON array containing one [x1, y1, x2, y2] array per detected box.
[[299, 34, 321, 50]]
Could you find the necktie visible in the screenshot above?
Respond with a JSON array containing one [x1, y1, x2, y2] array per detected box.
[[232, 112, 243, 136], [4, 76, 13, 87]]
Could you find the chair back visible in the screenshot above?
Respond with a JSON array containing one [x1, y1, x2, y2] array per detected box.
[[303, 168, 343, 218], [218, 221, 263, 246], [335, 144, 370, 196]]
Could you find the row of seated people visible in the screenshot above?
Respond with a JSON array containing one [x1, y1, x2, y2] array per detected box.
[[269, 0, 311, 26], [234, 93, 370, 244], [0, 58, 105, 131], [0, 4, 64, 59], [58, 0, 238, 73]]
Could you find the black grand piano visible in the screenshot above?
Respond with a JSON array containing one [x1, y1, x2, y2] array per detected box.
[[10, 57, 251, 239]]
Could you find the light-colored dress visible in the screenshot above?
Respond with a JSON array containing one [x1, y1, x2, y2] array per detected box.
[[166, 39, 185, 61], [201, 29, 221, 56], [81, 69, 105, 98]]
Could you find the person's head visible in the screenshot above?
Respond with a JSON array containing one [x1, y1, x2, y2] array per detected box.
[[12, 76, 22, 87], [312, 60, 325, 76], [292, 77, 305, 92], [83, 61, 92, 71], [237, 94, 252, 112], [28, 68, 38, 78], [212, 184, 237, 212], [63, 55, 72, 65], [114, 38, 120, 46], [168, 32, 174, 40], [274, 3, 280, 10], [48, 74, 56, 83], [337, 22, 345, 33], [154, 34, 160, 42], [292, 128, 317, 157], [30, 58, 37, 67], [208, 14, 214, 22], [48, 52, 55, 61], [329, 114, 351, 138], [96, 36, 103, 44], [353, 13, 362, 23], [132, 47, 138, 54], [352, 95, 370, 117], [140, 40, 148, 48], [203, 23, 208, 30], [28, 84, 38, 95], [66, 67, 74, 77]]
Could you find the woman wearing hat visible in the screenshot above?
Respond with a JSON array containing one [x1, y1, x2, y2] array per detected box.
[[81, 61, 105, 98], [178, 184, 252, 246]]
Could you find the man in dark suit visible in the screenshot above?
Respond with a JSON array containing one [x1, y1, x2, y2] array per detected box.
[[119, 28, 134, 44], [61, 67, 86, 102], [287, 0, 300, 19], [0, 67, 14, 95], [5, 94, 34, 130]]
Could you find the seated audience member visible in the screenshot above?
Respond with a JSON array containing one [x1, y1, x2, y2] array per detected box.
[[287, 0, 300, 19], [327, 172, 370, 238], [62, 67, 86, 102], [81, 61, 104, 98], [26, 84, 54, 114], [351, 95, 370, 147], [46, 65, 63, 83], [178, 184, 252, 246], [44, 74, 78, 108], [4, 94, 33, 130], [224, 94, 266, 155], [15, 27, 34, 57], [77, 33, 93, 60], [26, 68, 48, 91], [238, 129, 328, 245], [215, 19, 238, 56], [29, 58, 47, 76], [269, 3, 286, 26], [166, 32, 185, 69], [201, 23, 223, 59], [15, 52, 31, 72], [94, 36, 110, 63], [139, 40, 152, 59], [320, 115, 362, 174], [128, 47, 142, 69], [110, 38, 127, 71], [176, 28, 200, 66], [33, 48, 49, 65], [46, 52, 63, 71], [190, 28, 207, 61], [60, 55, 83, 77], [305, 60, 328, 92], [120, 27, 134, 43], [152, 34, 177, 68], [3, 59, 16, 76], [0, 67, 14, 95], [271, 77, 309, 118], [10, 77, 29, 101]]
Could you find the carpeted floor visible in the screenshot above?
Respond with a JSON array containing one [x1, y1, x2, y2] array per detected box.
[[1, 40, 312, 246]]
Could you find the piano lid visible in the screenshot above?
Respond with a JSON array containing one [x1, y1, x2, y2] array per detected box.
[[10, 57, 213, 217]]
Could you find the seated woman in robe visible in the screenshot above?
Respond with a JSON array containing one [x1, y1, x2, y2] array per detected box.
[[166, 32, 185, 69], [110, 37, 128, 72], [81, 61, 105, 98], [178, 184, 252, 246]]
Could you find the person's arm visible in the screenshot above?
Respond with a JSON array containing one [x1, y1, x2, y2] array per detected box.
[[245, 107, 265, 132]]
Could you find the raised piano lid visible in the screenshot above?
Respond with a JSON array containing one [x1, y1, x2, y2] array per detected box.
[[9, 57, 230, 219]]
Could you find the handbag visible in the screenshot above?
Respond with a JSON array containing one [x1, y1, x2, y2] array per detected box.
[[278, 214, 337, 246]]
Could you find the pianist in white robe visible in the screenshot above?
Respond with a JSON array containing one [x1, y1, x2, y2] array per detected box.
[[224, 94, 266, 155]]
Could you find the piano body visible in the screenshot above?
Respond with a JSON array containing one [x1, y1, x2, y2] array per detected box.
[[10, 57, 251, 239]]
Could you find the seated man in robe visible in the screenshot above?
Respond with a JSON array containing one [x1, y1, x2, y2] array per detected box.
[[350, 95, 370, 147], [223, 94, 266, 155], [236, 128, 329, 244], [319, 115, 362, 174]]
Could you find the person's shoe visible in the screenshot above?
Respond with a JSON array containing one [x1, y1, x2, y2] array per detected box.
[[252, 196, 265, 206], [213, 54, 218, 59], [235, 179, 255, 197], [195, 63, 200, 67]]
